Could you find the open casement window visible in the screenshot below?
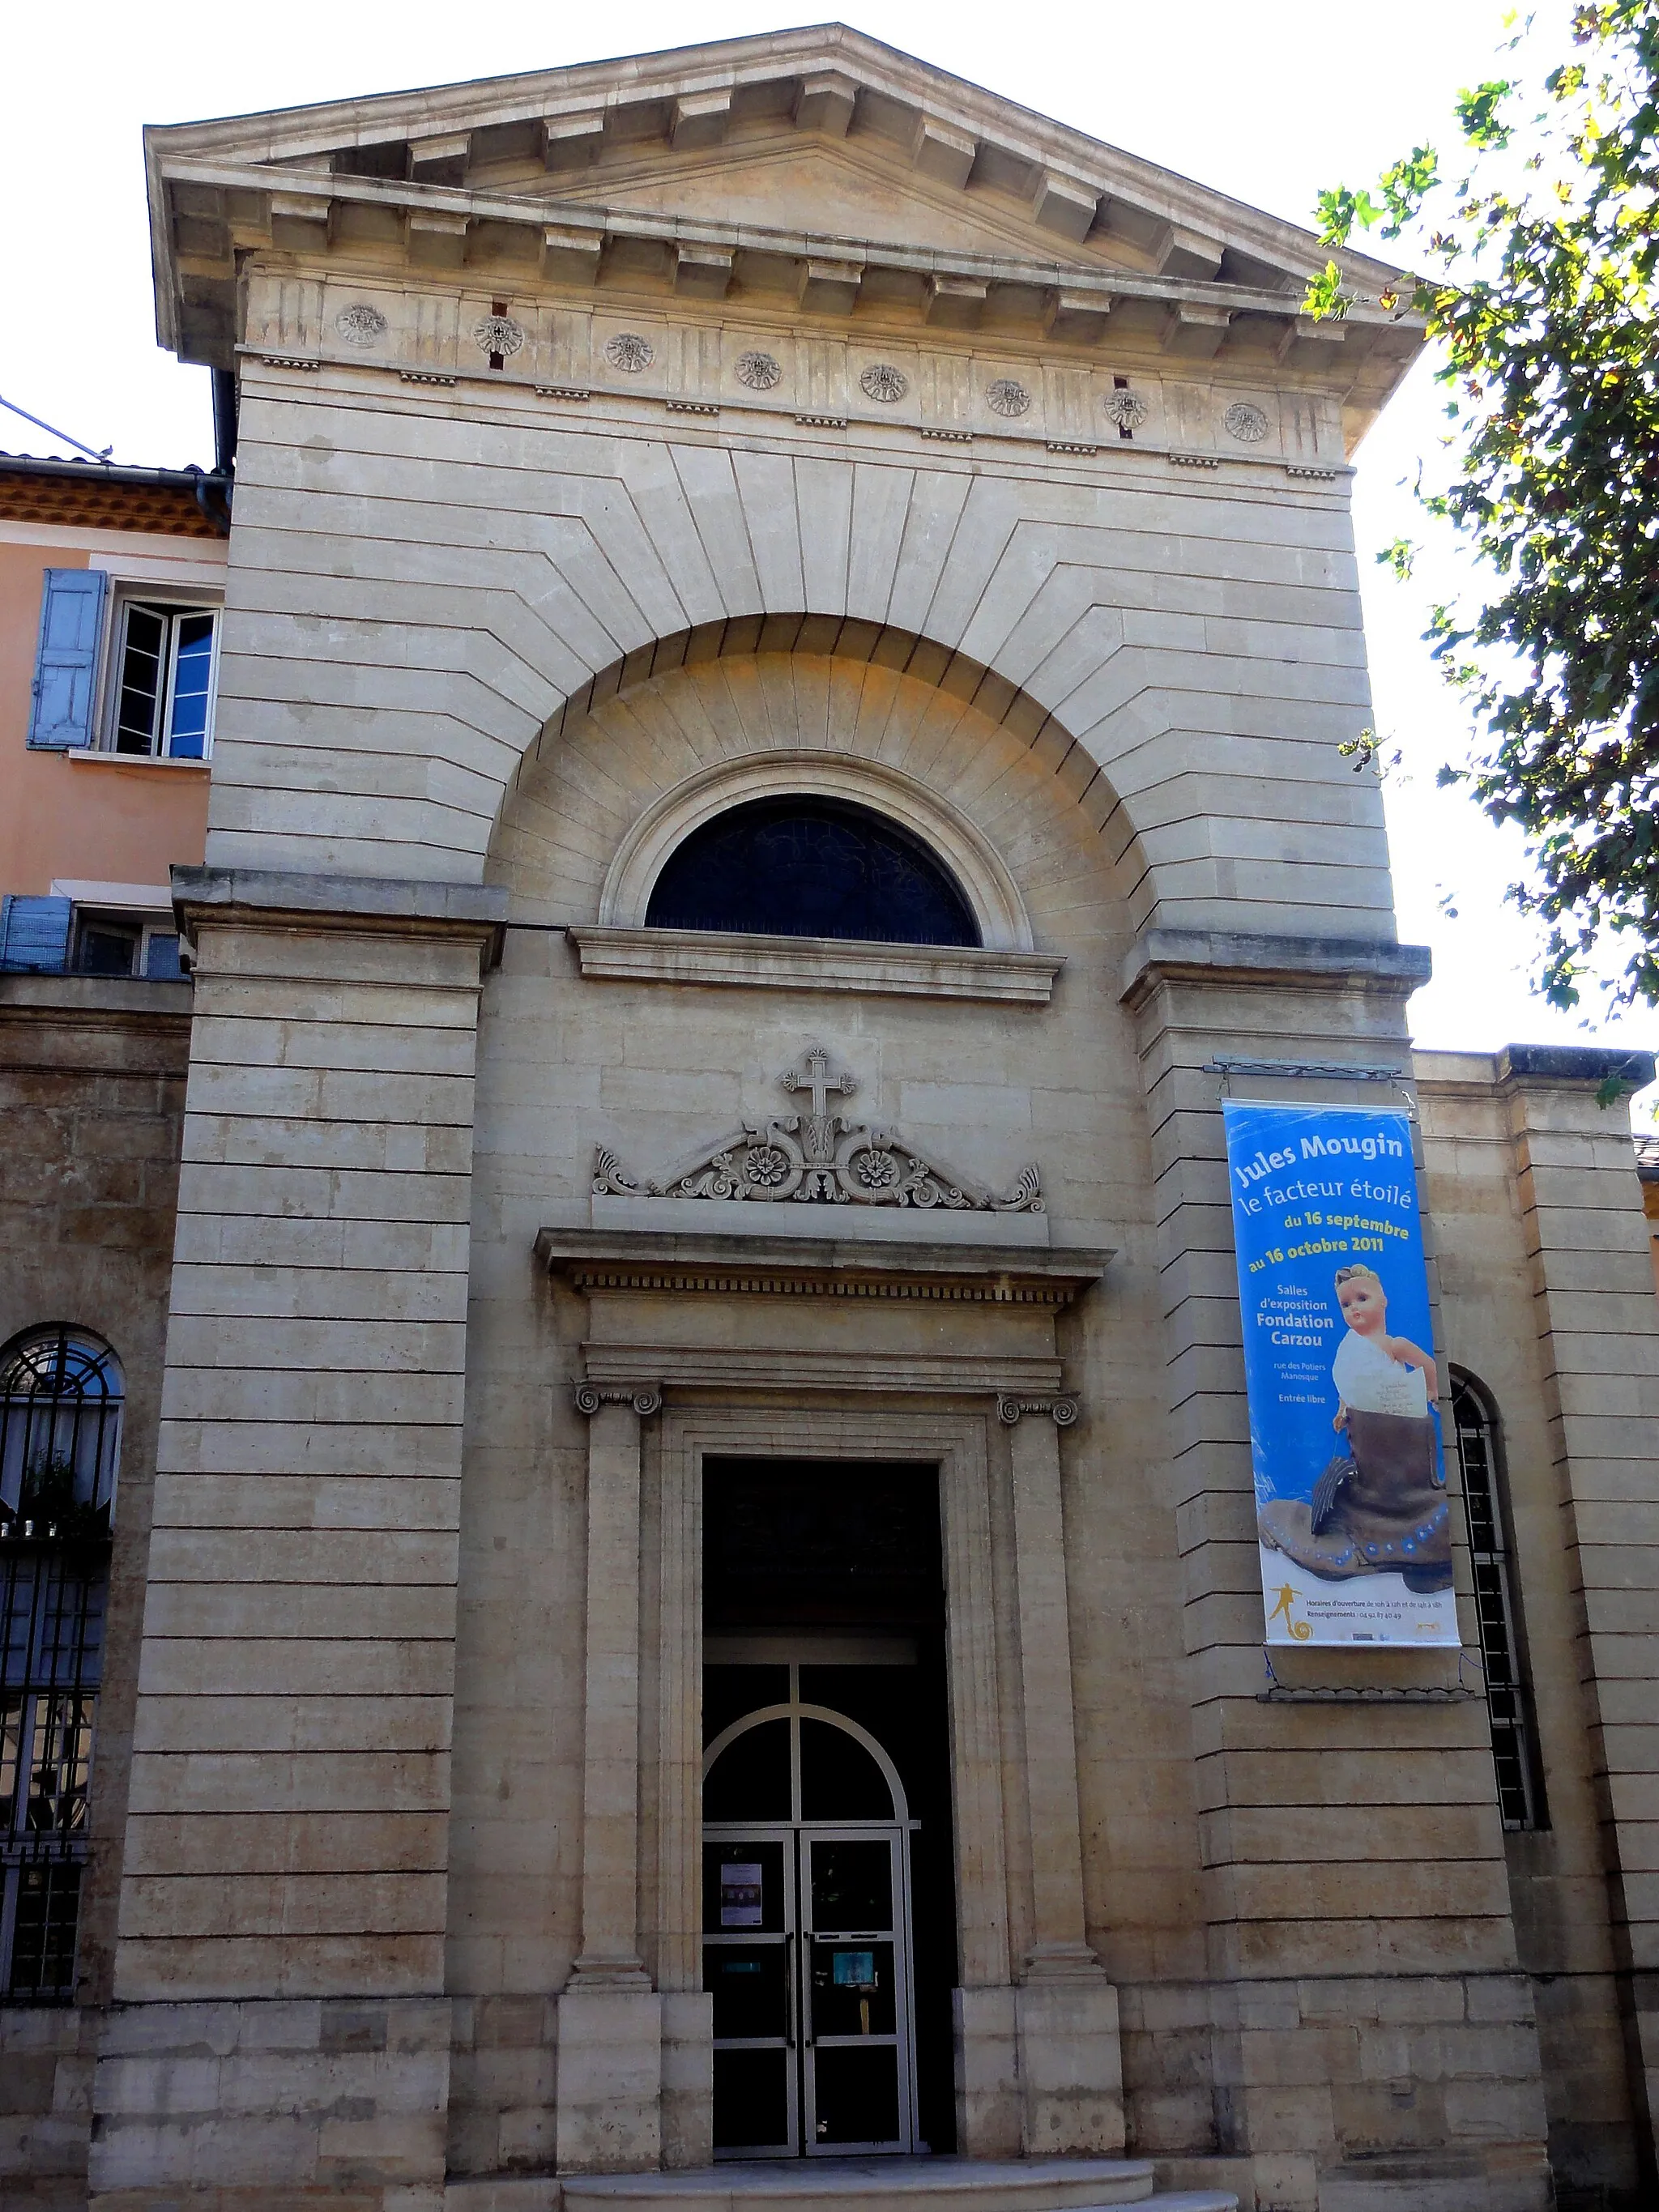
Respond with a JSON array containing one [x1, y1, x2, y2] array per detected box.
[[1451, 1370, 1547, 1833], [110, 599, 220, 759], [70, 911, 184, 982], [0, 1327, 121, 2002]]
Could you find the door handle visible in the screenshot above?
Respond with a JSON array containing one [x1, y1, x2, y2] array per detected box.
[[786, 1938, 797, 2049]]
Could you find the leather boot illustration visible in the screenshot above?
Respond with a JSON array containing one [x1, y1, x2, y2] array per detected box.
[[1259, 1406, 1452, 1593]]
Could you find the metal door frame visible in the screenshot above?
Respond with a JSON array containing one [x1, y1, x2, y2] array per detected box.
[[798, 1820, 916, 2156], [703, 1822, 800, 2159], [703, 1674, 920, 2159]]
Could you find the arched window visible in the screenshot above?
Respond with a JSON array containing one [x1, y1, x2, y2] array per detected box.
[[1451, 1370, 1546, 1832], [644, 796, 980, 948], [0, 1326, 122, 2001]]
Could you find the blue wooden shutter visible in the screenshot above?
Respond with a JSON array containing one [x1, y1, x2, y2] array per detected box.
[[0, 895, 74, 971], [27, 569, 108, 748]]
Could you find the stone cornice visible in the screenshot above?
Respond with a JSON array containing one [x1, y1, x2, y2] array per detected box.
[[159, 156, 1410, 337], [1120, 927, 1433, 1009], [1496, 1042, 1656, 1091], [143, 23, 1408, 291], [537, 1226, 1111, 1308], [171, 864, 508, 964], [569, 926, 1063, 1004]]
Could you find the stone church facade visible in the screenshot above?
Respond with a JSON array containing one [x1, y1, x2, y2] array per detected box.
[[3, 28, 1657, 2212]]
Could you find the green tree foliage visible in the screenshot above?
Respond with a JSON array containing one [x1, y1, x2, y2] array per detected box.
[[1311, 2, 1659, 1010]]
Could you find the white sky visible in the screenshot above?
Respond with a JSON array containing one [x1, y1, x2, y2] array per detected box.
[[5, 0, 1651, 1094]]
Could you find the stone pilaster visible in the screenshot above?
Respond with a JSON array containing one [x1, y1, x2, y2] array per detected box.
[[557, 1387, 663, 2174], [1002, 1394, 1124, 2155], [1122, 931, 1550, 2212], [1498, 1044, 1659, 2182], [88, 868, 505, 2212]]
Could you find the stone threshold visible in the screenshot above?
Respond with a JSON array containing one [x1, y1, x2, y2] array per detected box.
[[445, 2157, 1238, 2212]]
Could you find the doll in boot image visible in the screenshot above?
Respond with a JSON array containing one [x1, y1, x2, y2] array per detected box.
[[1258, 1264, 1452, 1593]]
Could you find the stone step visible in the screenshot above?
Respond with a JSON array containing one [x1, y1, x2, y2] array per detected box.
[[445, 2191, 1236, 2212], [554, 2158, 1237, 2212]]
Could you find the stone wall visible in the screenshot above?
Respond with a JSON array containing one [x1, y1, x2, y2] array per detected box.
[[1418, 1046, 1659, 2210], [0, 975, 191, 2206]]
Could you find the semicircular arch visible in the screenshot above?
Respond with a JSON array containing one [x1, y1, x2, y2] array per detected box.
[[703, 1699, 911, 1826], [490, 620, 1145, 934]]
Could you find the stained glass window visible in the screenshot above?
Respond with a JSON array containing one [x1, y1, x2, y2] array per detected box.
[[645, 798, 979, 948]]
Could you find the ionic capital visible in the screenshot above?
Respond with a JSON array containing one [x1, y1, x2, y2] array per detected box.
[[574, 1379, 663, 1419], [996, 1392, 1079, 1427]]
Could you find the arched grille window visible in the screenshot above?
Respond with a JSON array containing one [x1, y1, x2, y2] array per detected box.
[[1452, 1370, 1545, 1832], [645, 796, 980, 947], [0, 1327, 121, 2001]]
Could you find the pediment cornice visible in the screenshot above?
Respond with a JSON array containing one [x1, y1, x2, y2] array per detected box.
[[147, 23, 1420, 423]]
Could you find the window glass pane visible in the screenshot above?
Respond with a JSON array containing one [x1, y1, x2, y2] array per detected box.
[[73, 921, 140, 978], [646, 797, 979, 947], [5, 1860, 82, 2000], [23, 1694, 93, 1835], [1, 1328, 123, 1535], [704, 1718, 791, 1822], [115, 607, 165, 755], [800, 1720, 893, 1822], [144, 934, 183, 982], [0, 1690, 20, 1831], [164, 612, 215, 758]]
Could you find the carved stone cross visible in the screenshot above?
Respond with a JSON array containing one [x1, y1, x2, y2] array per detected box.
[[779, 1043, 859, 1165]]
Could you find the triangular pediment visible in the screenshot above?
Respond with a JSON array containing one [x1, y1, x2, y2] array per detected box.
[[545, 134, 1149, 276], [145, 21, 1416, 405]]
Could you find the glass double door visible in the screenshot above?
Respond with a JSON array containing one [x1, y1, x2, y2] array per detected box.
[[705, 1825, 915, 2156]]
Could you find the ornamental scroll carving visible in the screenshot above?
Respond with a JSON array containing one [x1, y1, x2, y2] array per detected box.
[[593, 1042, 1043, 1215]]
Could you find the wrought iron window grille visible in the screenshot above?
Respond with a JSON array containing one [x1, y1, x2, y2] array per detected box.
[[0, 1326, 121, 2001], [1452, 1370, 1546, 1832]]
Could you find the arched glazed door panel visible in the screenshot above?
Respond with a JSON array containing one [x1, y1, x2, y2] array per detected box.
[[703, 1675, 919, 2158]]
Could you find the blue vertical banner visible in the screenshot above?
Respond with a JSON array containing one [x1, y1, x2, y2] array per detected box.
[[1222, 1100, 1459, 1647]]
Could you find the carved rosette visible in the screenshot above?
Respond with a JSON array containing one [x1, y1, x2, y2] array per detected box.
[[859, 362, 908, 403], [605, 331, 655, 373], [1223, 400, 1269, 442], [473, 314, 525, 359], [987, 377, 1030, 419], [335, 303, 387, 347], [1103, 389, 1149, 432], [736, 350, 782, 391]]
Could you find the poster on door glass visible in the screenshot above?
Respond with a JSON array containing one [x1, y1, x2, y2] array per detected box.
[[1222, 1099, 1458, 1648], [719, 1862, 764, 1927]]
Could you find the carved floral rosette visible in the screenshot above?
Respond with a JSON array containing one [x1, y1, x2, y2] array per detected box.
[[594, 1119, 1043, 1213]]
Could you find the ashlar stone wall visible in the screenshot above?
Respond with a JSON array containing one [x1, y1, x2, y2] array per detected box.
[[0, 977, 192, 2208]]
